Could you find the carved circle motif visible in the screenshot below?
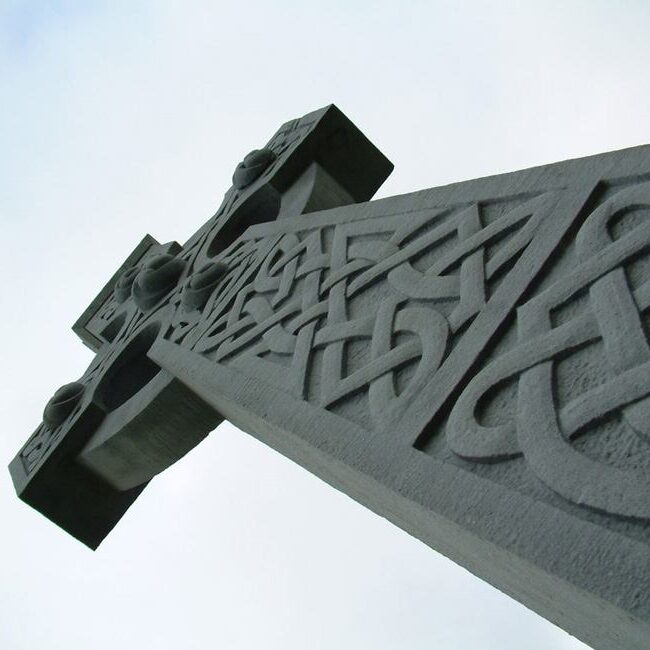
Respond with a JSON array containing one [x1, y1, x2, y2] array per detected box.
[[114, 266, 139, 303], [132, 254, 185, 311], [43, 382, 85, 428], [232, 148, 277, 190], [181, 262, 228, 311]]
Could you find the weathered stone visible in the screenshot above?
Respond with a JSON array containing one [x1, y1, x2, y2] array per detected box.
[[232, 148, 278, 189], [132, 253, 186, 311], [43, 382, 85, 428], [114, 267, 139, 304], [10, 103, 650, 650], [181, 262, 228, 311]]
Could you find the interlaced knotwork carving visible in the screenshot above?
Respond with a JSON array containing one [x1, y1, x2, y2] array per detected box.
[[447, 181, 650, 519], [187, 192, 560, 426]]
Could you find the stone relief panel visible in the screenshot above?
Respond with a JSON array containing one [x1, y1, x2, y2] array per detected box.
[[440, 179, 650, 521], [27, 170, 650, 529], [178, 189, 565, 431], [161, 173, 650, 529]]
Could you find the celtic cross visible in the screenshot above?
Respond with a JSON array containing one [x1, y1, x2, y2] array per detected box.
[[11, 104, 650, 650]]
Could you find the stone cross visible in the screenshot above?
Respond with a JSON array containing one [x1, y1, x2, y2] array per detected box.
[[10, 104, 650, 650]]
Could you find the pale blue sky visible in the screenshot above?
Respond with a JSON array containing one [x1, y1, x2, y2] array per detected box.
[[3, 2, 650, 648]]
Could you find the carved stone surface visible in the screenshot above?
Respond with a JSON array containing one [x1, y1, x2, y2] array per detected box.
[[10, 104, 650, 649]]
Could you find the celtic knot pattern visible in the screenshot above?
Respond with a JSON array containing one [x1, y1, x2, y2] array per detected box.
[[189, 191, 560, 427], [447, 181, 650, 519]]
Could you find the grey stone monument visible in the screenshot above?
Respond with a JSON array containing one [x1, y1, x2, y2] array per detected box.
[[10, 104, 650, 649]]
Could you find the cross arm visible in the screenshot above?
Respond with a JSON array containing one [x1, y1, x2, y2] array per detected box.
[[9, 104, 393, 549]]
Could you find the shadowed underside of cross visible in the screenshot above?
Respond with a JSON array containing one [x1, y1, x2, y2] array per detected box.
[[11, 104, 650, 649]]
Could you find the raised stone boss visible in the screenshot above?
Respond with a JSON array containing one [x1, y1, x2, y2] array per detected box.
[[11, 105, 650, 649]]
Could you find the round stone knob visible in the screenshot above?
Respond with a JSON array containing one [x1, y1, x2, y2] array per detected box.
[[132, 254, 185, 311], [43, 382, 85, 428], [181, 262, 228, 311], [232, 148, 277, 190], [114, 266, 139, 303]]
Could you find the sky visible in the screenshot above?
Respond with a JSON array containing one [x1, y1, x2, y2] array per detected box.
[[2, 1, 650, 648]]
